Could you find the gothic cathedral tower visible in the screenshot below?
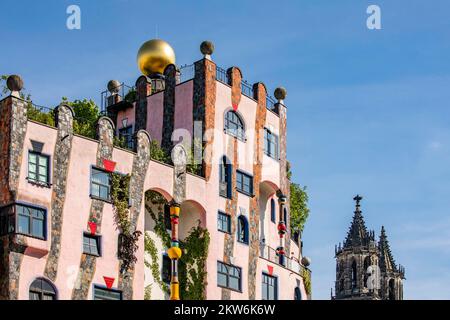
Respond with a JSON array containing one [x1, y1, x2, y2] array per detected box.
[[333, 195, 405, 300]]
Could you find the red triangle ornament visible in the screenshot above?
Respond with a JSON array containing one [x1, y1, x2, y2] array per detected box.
[[102, 159, 116, 172], [88, 221, 97, 235], [103, 276, 115, 289], [232, 103, 238, 111], [267, 265, 274, 276]]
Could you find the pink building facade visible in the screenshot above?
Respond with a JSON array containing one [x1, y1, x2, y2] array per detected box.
[[0, 47, 311, 300]]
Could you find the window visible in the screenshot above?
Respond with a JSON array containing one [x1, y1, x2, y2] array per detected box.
[[264, 128, 279, 159], [83, 233, 101, 256], [351, 260, 357, 289], [224, 111, 245, 141], [163, 204, 172, 230], [29, 278, 56, 300], [93, 285, 122, 300], [217, 261, 241, 292], [219, 156, 232, 198], [90, 168, 111, 201], [218, 211, 231, 233], [28, 151, 50, 185], [16, 204, 45, 239], [283, 208, 288, 223], [262, 273, 278, 300], [118, 126, 134, 150], [237, 216, 249, 244], [162, 254, 171, 283], [236, 171, 253, 196], [294, 287, 302, 300], [270, 199, 276, 223]]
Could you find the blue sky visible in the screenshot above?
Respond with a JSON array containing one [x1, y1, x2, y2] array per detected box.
[[1, 0, 450, 299]]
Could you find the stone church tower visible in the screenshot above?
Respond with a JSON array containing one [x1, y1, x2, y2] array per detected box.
[[332, 195, 405, 300]]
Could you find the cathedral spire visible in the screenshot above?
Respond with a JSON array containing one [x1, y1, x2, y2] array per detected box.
[[378, 226, 398, 273], [343, 195, 370, 248]]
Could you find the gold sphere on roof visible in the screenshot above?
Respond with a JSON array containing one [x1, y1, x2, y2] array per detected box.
[[137, 39, 176, 76]]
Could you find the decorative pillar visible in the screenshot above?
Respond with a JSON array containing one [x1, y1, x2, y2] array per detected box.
[[168, 202, 182, 300], [277, 193, 287, 265]]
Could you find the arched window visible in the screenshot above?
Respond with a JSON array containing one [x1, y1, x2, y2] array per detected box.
[[237, 216, 249, 244], [351, 260, 357, 289], [225, 111, 245, 141], [29, 278, 57, 300], [340, 278, 345, 292], [270, 199, 276, 223], [388, 279, 396, 300], [294, 287, 302, 300], [219, 156, 232, 198]]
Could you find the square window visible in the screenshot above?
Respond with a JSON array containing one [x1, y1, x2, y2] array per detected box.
[[217, 261, 241, 292], [83, 233, 101, 256], [93, 285, 122, 300], [28, 151, 50, 185], [236, 171, 253, 196], [262, 273, 278, 300], [218, 211, 231, 233], [90, 168, 111, 201]]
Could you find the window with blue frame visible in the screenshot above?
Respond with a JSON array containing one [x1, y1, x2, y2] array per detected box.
[[90, 167, 111, 201], [262, 273, 278, 300], [236, 171, 253, 196], [219, 156, 232, 198], [270, 199, 276, 223], [224, 111, 245, 141], [237, 215, 249, 244], [0, 203, 46, 239], [218, 211, 231, 233], [118, 126, 134, 150], [83, 233, 101, 257], [217, 261, 241, 292], [28, 151, 50, 185], [264, 128, 279, 160], [93, 285, 122, 300]]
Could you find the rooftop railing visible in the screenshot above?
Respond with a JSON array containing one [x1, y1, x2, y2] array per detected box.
[[179, 64, 195, 83], [241, 80, 254, 98], [100, 83, 136, 114], [215, 66, 229, 84]]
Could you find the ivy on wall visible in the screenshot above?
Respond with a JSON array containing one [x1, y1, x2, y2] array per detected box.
[[144, 232, 169, 296], [111, 173, 142, 273], [302, 268, 312, 296], [145, 191, 210, 300]]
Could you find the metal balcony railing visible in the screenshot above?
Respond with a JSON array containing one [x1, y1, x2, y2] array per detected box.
[[259, 244, 309, 277], [100, 83, 135, 114], [216, 66, 229, 85], [179, 64, 195, 83]]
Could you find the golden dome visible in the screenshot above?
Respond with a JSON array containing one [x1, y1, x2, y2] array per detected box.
[[137, 39, 176, 76]]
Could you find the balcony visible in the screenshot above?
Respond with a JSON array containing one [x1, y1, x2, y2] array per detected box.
[[100, 83, 135, 115], [259, 243, 309, 277]]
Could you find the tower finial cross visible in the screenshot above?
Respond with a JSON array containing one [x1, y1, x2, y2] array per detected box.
[[353, 194, 363, 208]]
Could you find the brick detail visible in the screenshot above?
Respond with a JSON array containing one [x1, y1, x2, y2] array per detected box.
[[0, 96, 28, 300], [193, 59, 216, 181], [44, 104, 75, 281], [227, 67, 242, 109], [71, 117, 115, 300], [161, 65, 177, 153], [248, 83, 267, 300], [118, 130, 151, 300], [135, 76, 151, 131], [221, 138, 239, 300]]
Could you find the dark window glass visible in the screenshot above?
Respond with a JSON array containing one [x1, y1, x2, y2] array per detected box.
[[91, 168, 111, 201], [83, 233, 101, 256], [29, 278, 56, 300], [237, 216, 249, 244], [294, 287, 302, 300], [219, 156, 232, 198], [162, 255, 171, 283], [118, 126, 134, 150], [217, 261, 241, 291], [17, 205, 45, 239], [351, 260, 357, 289], [283, 208, 288, 223], [93, 286, 122, 300], [236, 171, 253, 195], [262, 273, 278, 300], [225, 111, 245, 141], [218, 211, 231, 233], [264, 129, 279, 159], [270, 199, 276, 223], [28, 151, 50, 184]]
